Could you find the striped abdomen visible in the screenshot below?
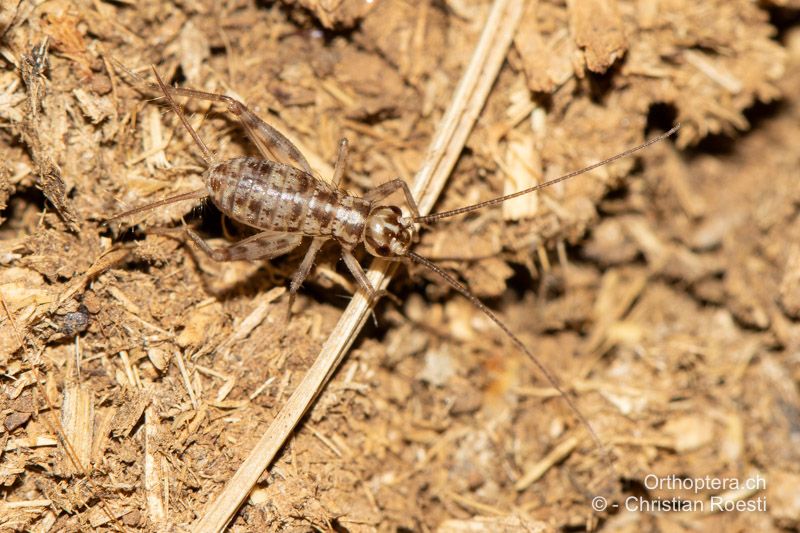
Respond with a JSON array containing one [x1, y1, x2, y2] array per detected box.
[[204, 157, 370, 247]]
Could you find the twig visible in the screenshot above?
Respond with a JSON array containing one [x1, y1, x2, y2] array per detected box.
[[144, 402, 166, 524], [514, 435, 580, 490], [0, 292, 123, 531], [192, 1, 527, 530], [174, 351, 199, 409]]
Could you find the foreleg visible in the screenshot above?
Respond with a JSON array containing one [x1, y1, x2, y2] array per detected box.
[[363, 179, 420, 219], [341, 250, 399, 306]]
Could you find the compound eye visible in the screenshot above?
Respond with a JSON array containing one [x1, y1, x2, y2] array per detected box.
[[365, 225, 391, 257]]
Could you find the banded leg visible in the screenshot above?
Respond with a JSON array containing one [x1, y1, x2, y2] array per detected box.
[[187, 229, 302, 262], [167, 87, 312, 175], [112, 60, 312, 174], [286, 237, 326, 319], [364, 179, 420, 219], [152, 69, 215, 165]]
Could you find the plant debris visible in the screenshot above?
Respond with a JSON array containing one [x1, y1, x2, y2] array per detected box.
[[1, 0, 798, 531]]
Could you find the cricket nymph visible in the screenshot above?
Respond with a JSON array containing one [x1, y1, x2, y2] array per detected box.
[[205, 156, 415, 256], [110, 65, 679, 462], [206, 156, 368, 247]]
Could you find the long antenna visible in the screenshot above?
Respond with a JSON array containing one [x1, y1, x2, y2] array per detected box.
[[414, 124, 680, 223], [406, 251, 612, 462]]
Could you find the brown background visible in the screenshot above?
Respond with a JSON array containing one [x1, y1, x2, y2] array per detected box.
[[1, 0, 799, 531]]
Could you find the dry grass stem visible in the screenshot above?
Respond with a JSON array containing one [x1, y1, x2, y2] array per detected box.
[[192, 0, 526, 530], [2, 0, 796, 529]]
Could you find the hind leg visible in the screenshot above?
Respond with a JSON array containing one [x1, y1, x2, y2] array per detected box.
[[160, 84, 312, 174], [331, 138, 348, 189], [186, 230, 302, 262], [111, 60, 313, 174]]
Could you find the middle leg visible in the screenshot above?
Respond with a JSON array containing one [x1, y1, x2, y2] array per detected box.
[[286, 237, 326, 319]]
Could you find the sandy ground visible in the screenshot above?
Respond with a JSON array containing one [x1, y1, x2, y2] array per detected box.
[[1, 0, 799, 531]]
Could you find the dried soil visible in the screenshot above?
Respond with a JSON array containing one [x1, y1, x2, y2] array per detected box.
[[1, 1, 799, 531]]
